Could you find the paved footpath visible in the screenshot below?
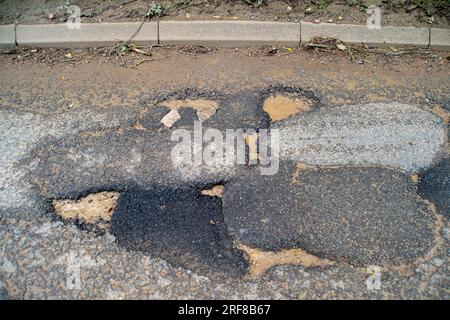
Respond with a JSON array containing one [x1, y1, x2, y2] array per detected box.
[[0, 48, 449, 299]]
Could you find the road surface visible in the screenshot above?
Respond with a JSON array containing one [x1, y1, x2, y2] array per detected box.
[[0, 47, 449, 299]]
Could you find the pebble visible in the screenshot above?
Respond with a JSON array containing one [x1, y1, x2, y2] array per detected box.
[[2, 259, 17, 274], [432, 258, 444, 267]]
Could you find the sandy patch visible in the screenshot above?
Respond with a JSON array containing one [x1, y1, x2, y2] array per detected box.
[[53, 192, 119, 230], [239, 244, 332, 278], [263, 95, 312, 121], [159, 98, 219, 121]]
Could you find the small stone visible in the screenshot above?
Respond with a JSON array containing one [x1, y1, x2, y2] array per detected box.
[[338, 16, 343, 20], [432, 258, 444, 267], [2, 259, 17, 274], [337, 43, 346, 51], [287, 6, 293, 12], [314, 19, 321, 24], [160, 109, 181, 128], [305, 7, 314, 14], [35, 222, 52, 235], [157, 277, 172, 287], [185, 12, 191, 19], [48, 13, 55, 20]]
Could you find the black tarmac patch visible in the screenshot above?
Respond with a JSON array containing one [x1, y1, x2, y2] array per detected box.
[[176, 107, 200, 127], [111, 187, 248, 276], [140, 105, 170, 130], [206, 91, 270, 130], [223, 162, 437, 266], [418, 158, 450, 217]]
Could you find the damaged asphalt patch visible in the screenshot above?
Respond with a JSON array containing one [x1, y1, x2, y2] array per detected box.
[[0, 107, 138, 219], [28, 128, 235, 199], [223, 162, 438, 266], [1, 83, 447, 278], [274, 102, 447, 172], [110, 186, 248, 276], [1, 46, 449, 299]]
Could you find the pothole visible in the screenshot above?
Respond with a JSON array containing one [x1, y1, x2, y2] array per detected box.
[[51, 186, 337, 278], [139, 89, 225, 130], [263, 94, 313, 121], [110, 187, 248, 276], [260, 86, 321, 123], [53, 191, 119, 232], [159, 98, 219, 122], [239, 244, 332, 279]]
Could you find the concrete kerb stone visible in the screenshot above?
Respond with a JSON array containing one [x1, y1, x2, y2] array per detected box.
[[159, 20, 301, 47], [0, 24, 16, 48], [300, 21, 431, 47], [2, 20, 448, 49], [430, 28, 450, 50], [16, 22, 158, 48]]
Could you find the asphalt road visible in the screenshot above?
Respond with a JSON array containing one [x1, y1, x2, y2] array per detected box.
[[0, 47, 449, 299]]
